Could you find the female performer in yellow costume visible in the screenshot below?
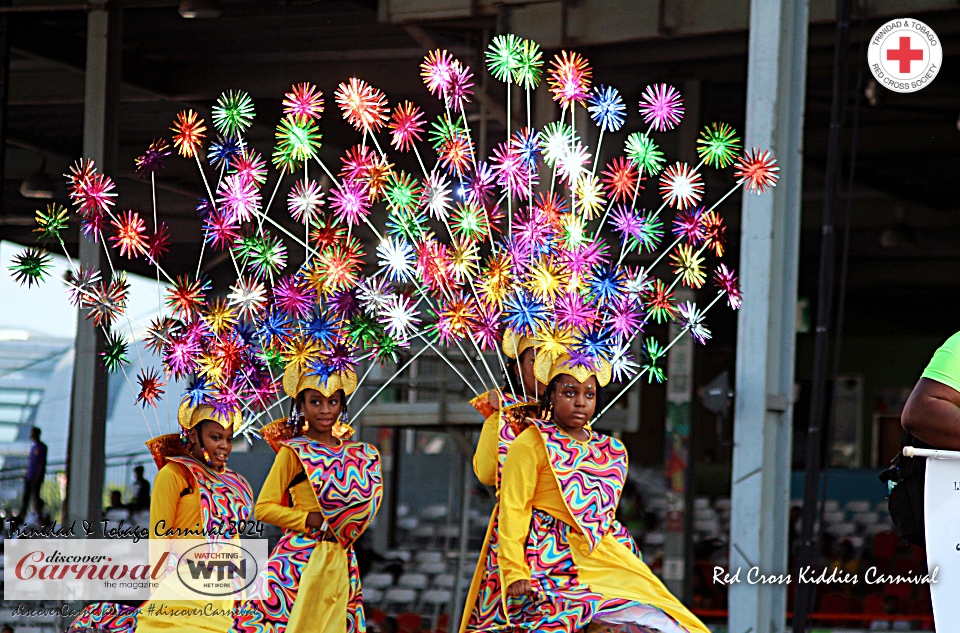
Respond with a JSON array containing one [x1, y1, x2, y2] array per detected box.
[[68, 399, 254, 633], [234, 360, 383, 633], [466, 352, 709, 633]]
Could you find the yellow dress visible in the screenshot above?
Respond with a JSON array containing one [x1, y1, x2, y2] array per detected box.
[[497, 430, 709, 633], [135, 460, 246, 633], [252, 445, 352, 633]]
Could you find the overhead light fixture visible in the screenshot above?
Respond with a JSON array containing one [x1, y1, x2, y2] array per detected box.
[[879, 207, 916, 249], [178, 0, 221, 18], [19, 157, 55, 200]]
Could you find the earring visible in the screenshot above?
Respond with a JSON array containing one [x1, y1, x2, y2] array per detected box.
[[201, 447, 213, 468], [301, 412, 309, 433], [332, 409, 354, 440], [179, 427, 190, 446]]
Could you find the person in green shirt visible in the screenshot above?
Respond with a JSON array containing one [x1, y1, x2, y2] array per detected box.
[[902, 332, 960, 448]]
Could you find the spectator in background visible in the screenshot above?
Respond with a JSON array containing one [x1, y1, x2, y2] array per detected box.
[[106, 490, 125, 514], [24, 498, 50, 530], [105, 489, 130, 523], [18, 427, 46, 523], [901, 333, 960, 447], [128, 465, 150, 512], [2, 623, 14, 633]]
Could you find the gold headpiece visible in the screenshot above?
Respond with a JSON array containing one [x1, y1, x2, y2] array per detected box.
[[502, 329, 536, 359], [534, 353, 612, 388], [176, 401, 241, 432], [283, 361, 358, 399]]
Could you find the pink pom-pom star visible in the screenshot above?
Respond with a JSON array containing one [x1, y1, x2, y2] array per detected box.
[[217, 173, 261, 223], [638, 84, 684, 132], [283, 82, 324, 122], [714, 264, 742, 309], [146, 222, 171, 262], [204, 210, 240, 251], [389, 101, 426, 152], [421, 49, 456, 97], [70, 172, 117, 216], [329, 178, 372, 227], [548, 51, 592, 108]]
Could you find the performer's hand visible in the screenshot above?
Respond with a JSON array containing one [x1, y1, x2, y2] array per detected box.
[[305, 511, 324, 528], [506, 579, 533, 597]]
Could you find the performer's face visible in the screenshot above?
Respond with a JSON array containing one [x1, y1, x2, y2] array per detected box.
[[190, 421, 233, 470], [518, 348, 546, 398], [302, 388, 343, 435], [550, 375, 597, 433]]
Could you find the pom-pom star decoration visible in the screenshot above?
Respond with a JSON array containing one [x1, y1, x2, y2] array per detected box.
[[13, 34, 778, 434], [212, 90, 256, 139], [136, 367, 167, 407], [171, 110, 207, 159], [34, 204, 69, 242], [9, 247, 52, 288]]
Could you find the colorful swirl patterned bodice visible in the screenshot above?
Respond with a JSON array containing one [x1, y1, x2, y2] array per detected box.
[[166, 456, 253, 535], [282, 438, 383, 549], [532, 418, 627, 554]]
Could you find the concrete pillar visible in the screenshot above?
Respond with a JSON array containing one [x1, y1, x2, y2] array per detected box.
[[728, 0, 808, 631], [65, 2, 120, 526]]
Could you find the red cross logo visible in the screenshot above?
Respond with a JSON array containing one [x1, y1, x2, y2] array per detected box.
[[886, 36, 924, 73]]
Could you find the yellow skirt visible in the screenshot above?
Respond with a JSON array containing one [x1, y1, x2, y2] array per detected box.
[[569, 532, 709, 633], [286, 541, 351, 633]]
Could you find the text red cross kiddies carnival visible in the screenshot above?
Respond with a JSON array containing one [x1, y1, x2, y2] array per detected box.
[[887, 36, 924, 73]]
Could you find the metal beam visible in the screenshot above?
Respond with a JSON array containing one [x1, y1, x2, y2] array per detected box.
[[64, 1, 117, 527], [728, 0, 807, 632]]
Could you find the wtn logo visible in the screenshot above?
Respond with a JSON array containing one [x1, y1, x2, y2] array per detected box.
[[184, 559, 247, 581]]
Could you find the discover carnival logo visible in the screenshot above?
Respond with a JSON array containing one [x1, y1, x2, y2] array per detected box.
[[868, 18, 942, 93], [3, 539, 267, 601]]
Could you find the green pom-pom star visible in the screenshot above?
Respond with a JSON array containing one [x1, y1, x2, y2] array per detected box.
[[34, 204, 69, 242], [275, 115, 322, 163], [625, 132, 665, 176], [486, 34, 522, 84], [642, 338, 666, 384], [9, 247, 52, 288], [514, 39, 544, 90], [101, 330, 130, 373], [697, 122, 742, 169], [212, 90, 255, 139]]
